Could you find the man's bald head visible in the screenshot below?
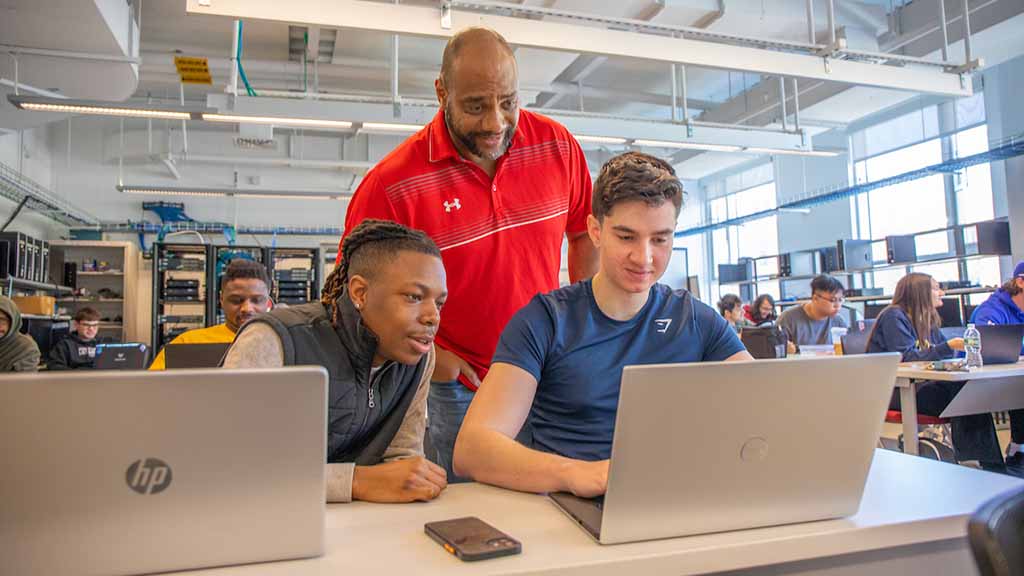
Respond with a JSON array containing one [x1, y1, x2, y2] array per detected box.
[[439, 27, 516, 87]]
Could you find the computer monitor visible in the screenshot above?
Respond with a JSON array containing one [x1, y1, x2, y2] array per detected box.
[[937, 298, 963, 327]]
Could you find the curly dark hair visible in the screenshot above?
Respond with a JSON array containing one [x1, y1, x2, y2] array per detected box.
[[321, 219, 441, 325], [750, 294, 777, 324], [592, 151, 685, 221], [716, 293, 742, 316], [220, 259, 271, 292]]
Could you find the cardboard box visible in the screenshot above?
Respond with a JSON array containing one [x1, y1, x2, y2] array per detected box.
[[12, 295, 56, 316]]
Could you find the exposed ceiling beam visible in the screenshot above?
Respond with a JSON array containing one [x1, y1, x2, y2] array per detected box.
[[186, 0, 971, 96], [534, 1, 665, 109]]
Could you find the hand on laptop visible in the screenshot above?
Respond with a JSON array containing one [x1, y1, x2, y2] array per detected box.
[[352, 457, 448, 503], [562, 459, 610, 498]]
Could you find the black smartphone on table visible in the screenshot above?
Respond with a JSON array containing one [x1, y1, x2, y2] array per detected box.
[[424, 516, 522, 561]]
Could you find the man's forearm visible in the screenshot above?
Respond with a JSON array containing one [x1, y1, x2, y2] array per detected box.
[[567, 233, 598, 283], [455, 426, 576, 494]]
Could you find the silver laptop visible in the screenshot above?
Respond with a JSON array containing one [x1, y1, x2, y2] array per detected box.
[[0, 367, 328, 576], [550, 353, 901, 544]]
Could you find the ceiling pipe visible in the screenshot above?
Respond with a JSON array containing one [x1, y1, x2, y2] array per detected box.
[[692, 0, 725, 29], [0, 44, 140, 64], [168, 153, 373, 172]]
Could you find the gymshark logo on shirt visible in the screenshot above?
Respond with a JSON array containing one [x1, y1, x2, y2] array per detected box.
[[655, 319, 672, 333], [443, 198, 462, 212]]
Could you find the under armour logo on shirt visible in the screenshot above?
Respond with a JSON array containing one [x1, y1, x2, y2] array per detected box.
[[655, 319, 672, 333], [443, 198, 462, 212]]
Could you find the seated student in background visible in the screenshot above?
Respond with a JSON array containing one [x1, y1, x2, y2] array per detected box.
[[0, 295, 40, 372], [867, 272, 1009, 472], [47, 307, 101, 370], [717, 293, 750, 334], [969, 260, 1024, 472], [745, 293, 777, 326], [778, 275, 848, 351], [453, 152, 752, 498], [149, 259, 272, 370], [224, 220, 449, 504]]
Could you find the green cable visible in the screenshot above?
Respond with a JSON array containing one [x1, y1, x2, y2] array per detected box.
[[237, 21, 258, 97]]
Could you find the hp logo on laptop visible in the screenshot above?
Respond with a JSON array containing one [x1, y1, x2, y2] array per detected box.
[[125, 458, 173, 495]]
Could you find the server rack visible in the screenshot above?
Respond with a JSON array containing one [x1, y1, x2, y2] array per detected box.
[[151, 243, 214, 352], [211, 246, 266, 324], [266, 247, 321, 307]]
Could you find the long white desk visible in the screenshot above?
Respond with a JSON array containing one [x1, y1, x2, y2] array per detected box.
[[170, 450, 1021, 576], [895, 359, 1024, 455]]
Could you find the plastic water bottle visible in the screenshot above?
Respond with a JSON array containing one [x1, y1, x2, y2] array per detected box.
[[964, 323, 983, 370]]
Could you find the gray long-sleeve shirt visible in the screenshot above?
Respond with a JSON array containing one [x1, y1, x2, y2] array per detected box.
[[222, 322, 433, 503]]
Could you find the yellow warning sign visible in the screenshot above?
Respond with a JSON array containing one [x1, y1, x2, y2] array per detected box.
[[174, 56, 213, 85]]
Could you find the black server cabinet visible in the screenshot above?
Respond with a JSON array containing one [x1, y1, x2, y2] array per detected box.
[[211, 246, 266, 325], [265, 247, 321, 307], [0, 232, 31, 280], [151, 243, 214, 352]]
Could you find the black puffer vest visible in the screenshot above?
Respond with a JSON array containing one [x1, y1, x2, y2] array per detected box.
[[238, 292, 425, 464]]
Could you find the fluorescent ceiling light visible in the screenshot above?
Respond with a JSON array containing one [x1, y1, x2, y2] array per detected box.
[[632, 139, 742, 153], [360, 122, 424, 133], [117, 185, 345, 201], [8, 94, 201, 120], [574, 135, 628, 145], [743, 147, 841, 157], [202, 113, 353, 130]]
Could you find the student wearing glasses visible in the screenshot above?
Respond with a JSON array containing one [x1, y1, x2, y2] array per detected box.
[[744, 293, 778, 326], [777, 275, 848, 351], [47, 307, 101, 370]]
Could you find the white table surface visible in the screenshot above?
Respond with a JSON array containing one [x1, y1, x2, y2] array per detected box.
[[169, 450, 1022, 576], [895, 359, 1024, 382], [894, 360, 1024, 454]]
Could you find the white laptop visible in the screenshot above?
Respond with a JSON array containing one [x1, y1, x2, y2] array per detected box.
[[0, 367, 328, 576], [550, 353, 901, 544]]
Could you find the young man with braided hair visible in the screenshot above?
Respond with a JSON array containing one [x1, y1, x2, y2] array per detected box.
[[454, 152, 753, 497], [224, 219, 449, 503]]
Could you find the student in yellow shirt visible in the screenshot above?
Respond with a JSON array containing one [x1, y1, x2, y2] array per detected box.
[[149, 259, 272, 370]]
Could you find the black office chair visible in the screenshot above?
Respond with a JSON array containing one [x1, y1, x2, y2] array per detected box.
[[968, 486, 1024, 576]]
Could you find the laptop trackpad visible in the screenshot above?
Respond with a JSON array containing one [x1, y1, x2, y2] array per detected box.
[[550, 492, 603, 539]]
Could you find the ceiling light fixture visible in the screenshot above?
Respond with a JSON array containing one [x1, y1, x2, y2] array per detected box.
[[632, 139, 743, 153], [8, 95, 201, 120], [360, 122, 424, 134], [743, 147, 841, 157], [574, 135, 629, 145], [117, 185, 346, 201], [202, 113, 353, 130]]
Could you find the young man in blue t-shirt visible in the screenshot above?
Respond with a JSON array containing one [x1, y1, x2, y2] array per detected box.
[[453, 151, 752, 497]]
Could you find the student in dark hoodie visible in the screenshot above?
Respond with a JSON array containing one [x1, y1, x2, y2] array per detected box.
[[0, 295, 41, 372], [867, 272, 1011, 473], [224, 219, 448, 503], [969, 260, 1024, 472], [47, 307, 101, 370]]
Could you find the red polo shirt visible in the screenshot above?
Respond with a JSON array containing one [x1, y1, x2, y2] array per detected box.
[[340, 109, 592, 390]]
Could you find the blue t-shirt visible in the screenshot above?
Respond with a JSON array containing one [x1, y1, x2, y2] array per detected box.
[[492, 280, 746, 461]]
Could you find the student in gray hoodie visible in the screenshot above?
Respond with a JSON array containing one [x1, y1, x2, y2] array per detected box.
[[0, 295, 40, 372]]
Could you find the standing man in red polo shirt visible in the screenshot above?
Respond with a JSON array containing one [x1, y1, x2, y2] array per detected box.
[[339, 27, 598, 480]]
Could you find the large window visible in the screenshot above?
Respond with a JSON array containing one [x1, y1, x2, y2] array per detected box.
[[849, 92, 999, 291], [708, 178, 778, 302]]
